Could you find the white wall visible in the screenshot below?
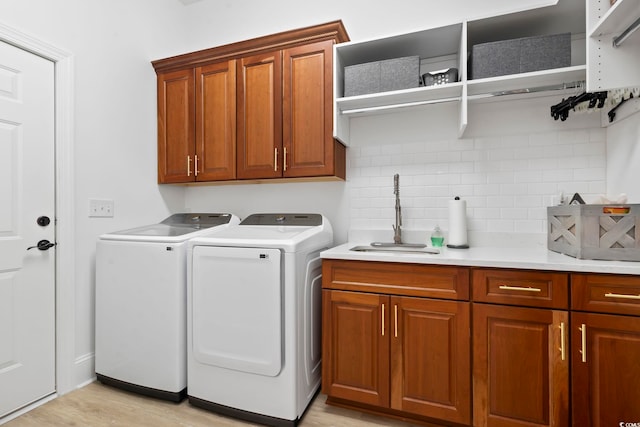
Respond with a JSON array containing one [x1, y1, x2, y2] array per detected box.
[[0, 0, 637, 391], [0, 0, 191, 388], [607, 106, 640, 202]]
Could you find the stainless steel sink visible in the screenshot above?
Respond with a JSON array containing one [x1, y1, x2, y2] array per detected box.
[[370, 242, 427, 248], [350, 244, 440, 255]]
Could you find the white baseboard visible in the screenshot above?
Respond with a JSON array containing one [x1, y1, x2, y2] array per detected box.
[[73, 352, 96, 392], [0, 394, 57, 425]]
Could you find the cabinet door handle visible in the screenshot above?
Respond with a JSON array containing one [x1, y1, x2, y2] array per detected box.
[[605, 292, 640, 300], [274, 148, 278, 172], [559, 322, 566, 361], [187, 155, 192, 176], [283, 147, 288, 172], [394, 304, 398, 338], [381, 303, 385, 337], [499, 285, 542, 292], [194, 155, 199, 177], [579, 323, 587, 363]]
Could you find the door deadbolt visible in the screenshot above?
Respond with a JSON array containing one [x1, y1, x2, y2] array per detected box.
[[37, 216, 51, 226]]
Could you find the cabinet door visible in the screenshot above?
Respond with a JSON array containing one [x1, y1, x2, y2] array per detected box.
[[322, 290, 390, 407], [473, 304, 569, 427], [283, 40, 342, 178], [237, 50, 282, 179], [572, 312, 640, 427], [195, 60, 236, 181], [157, 68, 195, 183], [391, 297, 471, 424]]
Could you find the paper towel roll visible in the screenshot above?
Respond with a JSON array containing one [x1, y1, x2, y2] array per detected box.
[[448, 197, 469, 248]]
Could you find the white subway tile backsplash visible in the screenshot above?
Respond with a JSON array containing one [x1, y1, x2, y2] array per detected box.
[[530, 157, 561, 170], [503, 134, 530, 147], [574, 168, 606, 181], [514, 219, 545, 233], [589, 128, 607, 141], [487, 219, 515, 232], [528, 207, 548, 220], [580, 142, 606, 156], [588, 181, 607, 194], [529, 132, 558, 146], [501, 207, 529, 219], [487, 171, 515, 184], [487, 196, 516, 207], [347, 126, 606, 236], [514, 195, 542, 207], [474, 184, 502, 196], [542, 169, 574, 183], [499, 183, 529, 196], [514, 170, 542, 183]]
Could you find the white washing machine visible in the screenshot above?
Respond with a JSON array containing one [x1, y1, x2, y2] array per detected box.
[[95, 213, 239, 402], [187, 213, 333, 427]]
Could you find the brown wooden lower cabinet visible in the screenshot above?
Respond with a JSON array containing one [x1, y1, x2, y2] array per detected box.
[[571, 312, 640, 427], [472, 303, 569, 427], [392, 296, 471, 424], [322, 289, 471, 425], [321, 290, 389, 407], [322, 263, 640, 427]]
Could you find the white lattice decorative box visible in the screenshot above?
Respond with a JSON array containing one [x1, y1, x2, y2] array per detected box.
[[547, 204, 640, 261]]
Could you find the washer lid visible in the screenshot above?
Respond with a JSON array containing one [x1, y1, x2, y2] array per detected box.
[[189, 213, 333, 252], [99, 213, 238, 242]]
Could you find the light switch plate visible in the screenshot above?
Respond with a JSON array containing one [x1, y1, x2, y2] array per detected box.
[[89, 199, 114, 217]]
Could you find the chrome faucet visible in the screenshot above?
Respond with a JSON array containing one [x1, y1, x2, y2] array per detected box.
[[392, 174, 402, 244]]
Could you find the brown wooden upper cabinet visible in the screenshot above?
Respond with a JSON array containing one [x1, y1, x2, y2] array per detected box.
[[153, 21, 349, 184]]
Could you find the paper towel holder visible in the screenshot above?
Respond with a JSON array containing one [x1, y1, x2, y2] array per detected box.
[[447, 196, 469, 249]]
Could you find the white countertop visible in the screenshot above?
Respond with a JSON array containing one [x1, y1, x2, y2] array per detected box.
[[321, 242, 640, 275]]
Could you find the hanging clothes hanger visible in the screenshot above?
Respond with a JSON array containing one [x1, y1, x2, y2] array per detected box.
[[550, 89, 608, 121], [608, 92, 634, 123]]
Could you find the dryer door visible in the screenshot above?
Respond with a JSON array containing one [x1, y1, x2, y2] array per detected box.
[[191, 246, 282, 376]]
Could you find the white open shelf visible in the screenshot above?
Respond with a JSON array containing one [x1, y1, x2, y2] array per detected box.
[[333, 0, 590, 144]]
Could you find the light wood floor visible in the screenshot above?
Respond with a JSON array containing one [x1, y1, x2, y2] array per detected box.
[[5, 382, 425, 427]]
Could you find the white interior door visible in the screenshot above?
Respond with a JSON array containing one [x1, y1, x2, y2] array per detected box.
[[0, 40, 56, 418]]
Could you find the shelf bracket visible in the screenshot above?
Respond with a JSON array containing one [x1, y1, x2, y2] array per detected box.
[[612, 16, 640, 48]]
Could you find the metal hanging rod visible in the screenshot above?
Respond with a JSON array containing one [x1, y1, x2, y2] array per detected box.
[[341, 96, 461, 115], [613, 16, 640, 48], [468, 80, 586, 100], [341, 81, 587, 115]]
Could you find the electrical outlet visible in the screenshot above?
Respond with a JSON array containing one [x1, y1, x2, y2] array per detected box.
[[89, 199, 114, 218]]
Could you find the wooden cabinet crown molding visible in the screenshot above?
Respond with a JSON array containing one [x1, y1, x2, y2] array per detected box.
[[152, 20, 349, 73]]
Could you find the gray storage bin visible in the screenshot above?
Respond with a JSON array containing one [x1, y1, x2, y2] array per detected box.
[[471, 33, 571, 80], [344, 56, 420, 97]]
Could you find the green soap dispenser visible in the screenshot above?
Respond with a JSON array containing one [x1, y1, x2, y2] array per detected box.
[[431, 225, 444, 247]]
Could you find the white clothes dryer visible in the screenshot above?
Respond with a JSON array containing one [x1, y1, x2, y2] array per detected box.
[[95, 213, 239, 402], [187, 213, 333, 427]]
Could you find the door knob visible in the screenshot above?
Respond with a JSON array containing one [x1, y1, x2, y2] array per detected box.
[[27, 239, 56, 251], [37, 216, 51, 226]]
